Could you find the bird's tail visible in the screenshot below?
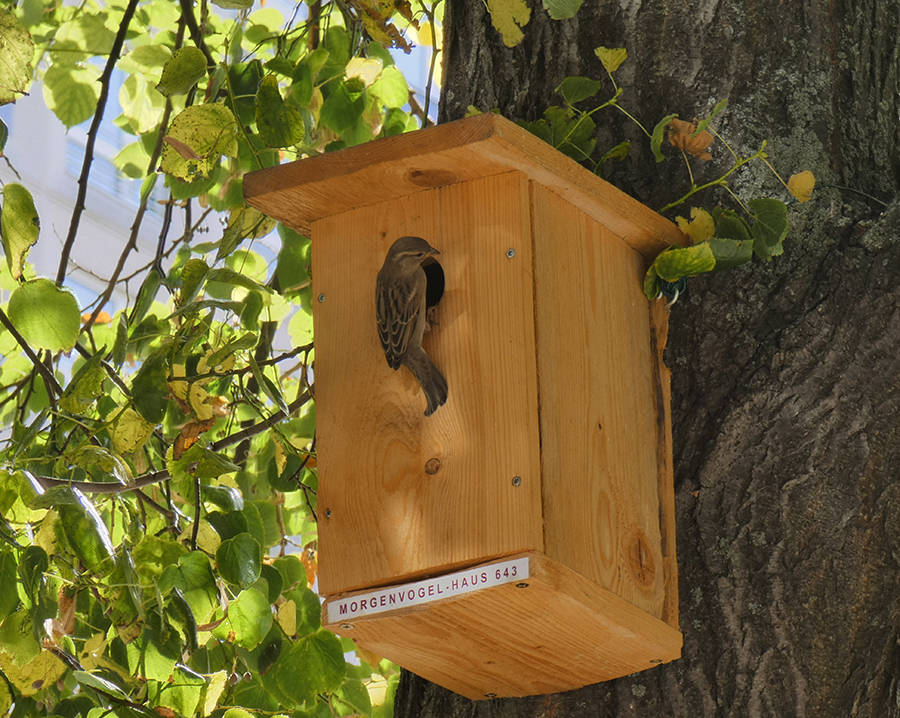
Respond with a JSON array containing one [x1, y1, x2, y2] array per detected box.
[[406, 349, 448, 416]]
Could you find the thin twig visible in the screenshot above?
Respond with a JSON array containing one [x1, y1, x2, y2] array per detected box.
[[56, 0, 140, 286], [0, 305, 63, 406]]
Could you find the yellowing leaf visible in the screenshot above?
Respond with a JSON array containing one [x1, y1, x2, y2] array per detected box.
[[276, 599, 297, 636], [788, 170, 815, 203], [595, 46, 627, 73], [676, 207, 715, 244], [487, 0, 531, 48]]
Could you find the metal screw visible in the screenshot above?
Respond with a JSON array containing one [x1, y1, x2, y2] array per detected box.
[[340, 623, 355, 630], [512, 476, 522, 487], [325, 508, 332, 518], [506, 248, 516, 258], [516, 582, 529, 589], [484, 692, 497, 699], [649, 658, 662, 665], [317, 293, 326, 302]]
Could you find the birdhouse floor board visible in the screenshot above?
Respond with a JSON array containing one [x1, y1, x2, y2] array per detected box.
[[323, 552, 683, 700]]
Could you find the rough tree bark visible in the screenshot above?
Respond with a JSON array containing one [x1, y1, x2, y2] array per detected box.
[[394, 0, 900, 716]]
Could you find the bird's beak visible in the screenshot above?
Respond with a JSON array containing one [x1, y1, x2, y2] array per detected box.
[[429, 248, 441, 256]]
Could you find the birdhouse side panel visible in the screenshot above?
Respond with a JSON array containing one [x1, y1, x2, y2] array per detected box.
[[531, 184, 667, 619], [313, 171, 543, 596]]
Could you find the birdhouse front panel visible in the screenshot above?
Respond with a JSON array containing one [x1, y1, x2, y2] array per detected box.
[[313, 171, 544, 596]]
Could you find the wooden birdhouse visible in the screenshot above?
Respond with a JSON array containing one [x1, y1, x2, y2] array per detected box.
[[243, 113, 686, 700]]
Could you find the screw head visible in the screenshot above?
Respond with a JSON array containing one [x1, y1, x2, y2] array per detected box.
[[317, 293, 326, 302], [650, 658, 662, 664], [506, 248, 516, 258], [515, 582, 529, 589], [484, 692, 497, 699], [512, 476, 522, 487], [324, 508, 332, 519], [340, 623, 355, 630]]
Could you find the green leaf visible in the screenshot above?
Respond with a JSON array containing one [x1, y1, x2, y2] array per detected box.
[[160, 103, 239, 181], [543, 0, 584, 19], [211, 587, 271, 649], [59, 349, 105, 413], [57, 489, 116, 572], [599, 140, 631, 165], [119, 73, 167, 134], [651, 113, 678, 162], [652, 242, 716, 282], [370, 65, 409, 108], [694, 97, 728, 136], [159, 551, 218, 623], [0, 118, 8, 154], [712, 208, 752, 242], [708, 238, 754, 271], [1, 183, 40, 280], [131, 347, 170, 424], [156, 46, 208, 97], [0, 9, 34, 105], [7, 278, 80, 352], [319, 78, 367, 134], [0, 549, 19, 616], [73, 671, 131, 701], [205, 266, 272, 295], [276, 630, 345, 702], [248, 352, 288, 415], [555, 76, 603, 105], [749, 198, 789, 260], [118, 44, 171, 75], [595, 46, 628, 73], [216, 533, 261, 588], [151, 665, 206, 716], [42, 64, 100, 128], [180, 257, 210, 305], [211, 0, 254, 9], [256, 74, 305, 148], [201, 484, 245, 511]]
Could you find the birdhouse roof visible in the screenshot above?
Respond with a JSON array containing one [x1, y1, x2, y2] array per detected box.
[[243, 112, 686, 260]]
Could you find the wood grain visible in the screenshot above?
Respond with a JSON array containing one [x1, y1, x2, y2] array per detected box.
[[531, 184, 667, 619], [322, 552, 683, 700], [314, 171, 544, 595], [243, 113, 687, 260]]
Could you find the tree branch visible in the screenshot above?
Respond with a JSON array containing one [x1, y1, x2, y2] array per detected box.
[[0, 305, 63, 406], [55, 0, 140, 287]]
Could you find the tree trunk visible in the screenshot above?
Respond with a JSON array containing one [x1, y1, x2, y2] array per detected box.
[[394, 0, 900, 716]]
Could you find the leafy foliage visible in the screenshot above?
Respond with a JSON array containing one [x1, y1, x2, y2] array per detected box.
[[0, 0, 437, 715]]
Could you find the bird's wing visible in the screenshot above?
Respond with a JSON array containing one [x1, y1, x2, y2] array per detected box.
[[376, 276, 421, 370]]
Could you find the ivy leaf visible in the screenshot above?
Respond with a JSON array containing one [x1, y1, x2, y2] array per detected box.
[[1, 183, 40, 280], [651, 242, 716, 282], [543, 0, 584, 19], [555, 76, 603, 105], [595, 46, 628, 73], [7, 279, 80, 352], [486, 0, 531, 48], [156, 46, 208, 97], [0, 9, 34, 105], [694, 97, 728, 136], [256, 75, 305, 147], [160, 104, 239, 181], [651, 113, 678, 162], [749, 198, 789, 259]]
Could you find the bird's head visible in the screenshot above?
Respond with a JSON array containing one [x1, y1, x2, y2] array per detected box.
[[385, 236, 441, 271]]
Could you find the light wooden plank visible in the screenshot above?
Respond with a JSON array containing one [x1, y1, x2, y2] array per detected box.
[[314, 172, 543, 596], [243, 113, 686, 260], [531, 183, 667, 619], [323, 552, 682, 700]]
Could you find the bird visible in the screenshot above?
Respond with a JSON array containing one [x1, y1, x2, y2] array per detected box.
[[375, 236, 448, 416]]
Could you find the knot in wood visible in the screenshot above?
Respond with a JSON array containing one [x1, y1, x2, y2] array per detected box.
[[424, 458, 442, 475]]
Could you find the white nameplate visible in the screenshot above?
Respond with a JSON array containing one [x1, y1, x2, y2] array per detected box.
[[327, 556, 530, 624]]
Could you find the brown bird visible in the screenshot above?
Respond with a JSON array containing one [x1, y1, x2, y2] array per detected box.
[[376, 236, 448, 416]]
